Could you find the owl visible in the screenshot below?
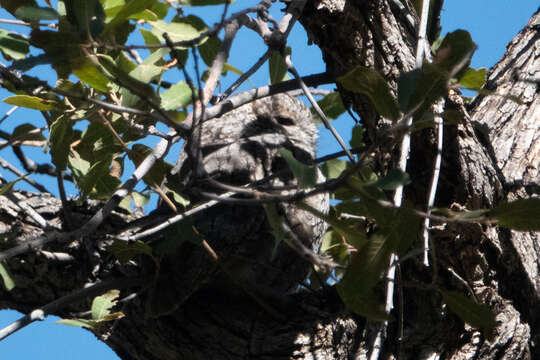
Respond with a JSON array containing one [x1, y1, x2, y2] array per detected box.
[[151, 93, 328, 315]]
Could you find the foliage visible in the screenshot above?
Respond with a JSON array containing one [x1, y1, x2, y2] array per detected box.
[[0, 0, 537, 351]]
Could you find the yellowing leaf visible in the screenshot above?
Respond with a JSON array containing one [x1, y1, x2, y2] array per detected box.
[[0, 262, 15, 291], [3, 95, 56, 110], [91, 289, 120, 320]]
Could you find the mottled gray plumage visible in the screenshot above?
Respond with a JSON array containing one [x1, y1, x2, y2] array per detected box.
[[152, 94, 328, 315]]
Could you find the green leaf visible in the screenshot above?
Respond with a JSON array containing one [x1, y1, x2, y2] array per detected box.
[[143, 47, 171, 66], [222, 62, 242, 75], [311, 92, 345, 125], [337, 248, 389, 320], [458, 67, 486, 90], [489, 198, 540, 231], [150, 17, 205, 48], [3, 95, 56, 110], [91, 289, 120, 320], [178, 0, 236, 5], [106, 0, 156, 28], [345, 234, 391, 290], [399, 62, 448, 117], [129, 64, 163, 84], [432, 208, 488, 222], [269, 47, 290, 85], [397, 68, 422, 112], [107, 240, 153, 263], [279, 148, 317, 188], [366, 199, 420, 255], [49, 115, 76, 171], [434, 30, 475, 76], [0, 29, 29, 60], [64, 0, 105, 39], [320, 230, 349, 265], [264, 202, 288, 257], [78, 158, 112, 196], [337, 66, 400, 121], [337, 287, 389, 321], [10, 123, 45, 143], [72, 57, 110, 93], [14, 6, 59, 21], [160, 81, 195, 110], [115, 51, 137, 73], [349, 125, 365, 149], [139, 27, 163, 54], [96, 54, 157, 101], [0, 177, 25, 196], [170, 190, 190, 207], [68, 151, 91, 182], [56, 318, 95, 328], [442, 290, 495, 340], [321, 159, 347, 180], [0, 262, 15, 291], [298, 202, 367, 250], [374, 169, 411, 190], [0, 0, 37, 17], [198, 35, 220, 66], [129, 144, 173, 186], [132, 191, 151, 208], [153, 218, 200, 256]]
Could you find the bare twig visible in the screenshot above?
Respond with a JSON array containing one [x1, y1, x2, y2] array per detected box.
[[284, 54, 355, 162], [423, 100, 444, 267], [3, 192, 50, 228], [219, 49, 271, 100], [370, 0, 432, 358], [38, 250, 75, 262], [108, 3, 268, 51], [0, 277, 145, 341], [121, 195, 229, 241], [0, 156, 50, 193], [0, 19, 57, 28], [0, 134, 173, 262], [202, 72, 332, 122]]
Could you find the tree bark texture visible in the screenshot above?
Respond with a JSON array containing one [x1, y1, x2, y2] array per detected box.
[[0, 2, 539, 359]]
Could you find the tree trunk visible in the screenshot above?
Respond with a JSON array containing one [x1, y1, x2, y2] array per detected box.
[[1, 2, 539, 359]]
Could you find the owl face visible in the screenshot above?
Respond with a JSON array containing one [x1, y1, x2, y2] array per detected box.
[[250, 94, 318, 160]]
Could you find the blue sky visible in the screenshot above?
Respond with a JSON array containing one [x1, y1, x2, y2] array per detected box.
[[0, 1, 538, 359]]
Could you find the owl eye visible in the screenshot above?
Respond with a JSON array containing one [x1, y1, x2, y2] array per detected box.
[[275, 115, 295, 126]]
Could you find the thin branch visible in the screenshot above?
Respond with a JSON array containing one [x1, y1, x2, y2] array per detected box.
[[109, 2, 269, 51], [3, 192, 50, 229], [284, 54, 355, 162], [0, 19, 57, 28], [219, 49, 271, 101], [203, 72, 332, 122], [0, 277, 145, 342], [370, 0, 432, 358], [0, 155, 50, 193], [423, 100, 444, 267], [12, 146, 73, 182], [0, 134, 173, 262], [121, 195, 227, 241], [56, 170, 73, 230], [0, 65, 189, 135], [38, 250, 75, 262]]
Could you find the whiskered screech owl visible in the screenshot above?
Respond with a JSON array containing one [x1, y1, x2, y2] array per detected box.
[[152, 94, 328, 315]]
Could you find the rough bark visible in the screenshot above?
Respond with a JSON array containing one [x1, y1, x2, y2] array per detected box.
[[0, 2, 539, 360]]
